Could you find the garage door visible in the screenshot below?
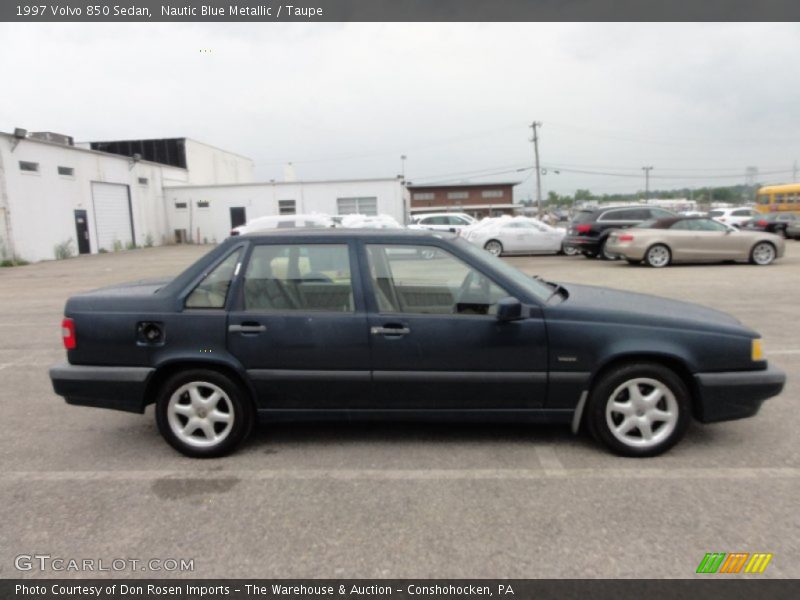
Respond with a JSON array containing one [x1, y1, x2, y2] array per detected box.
[[92, 182, 133, 251]]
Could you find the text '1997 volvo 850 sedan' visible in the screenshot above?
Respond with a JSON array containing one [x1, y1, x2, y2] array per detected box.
[[50, 230, 785, 458]]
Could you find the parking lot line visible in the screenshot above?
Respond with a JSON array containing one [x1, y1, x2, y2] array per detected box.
[[2, 467, 798, 483]]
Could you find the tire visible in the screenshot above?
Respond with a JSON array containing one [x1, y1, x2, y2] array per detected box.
[[644, 244, 671, 268], [749, 241, 776, 266], [562, 245, 579, 256], [484, 240, 503, 257], [585, 362, 691, 457], [582, 250, 598, 259], [600, 239, 619, 261], [155, 369, 254, 458]]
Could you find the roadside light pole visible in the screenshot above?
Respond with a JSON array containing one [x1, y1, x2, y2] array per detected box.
[[400, 155, 407, 180], [530, 121, 543, 217], [642, 166, 654, 201]]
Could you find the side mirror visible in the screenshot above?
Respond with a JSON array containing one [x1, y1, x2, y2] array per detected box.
[[496, 297, 524, 322]]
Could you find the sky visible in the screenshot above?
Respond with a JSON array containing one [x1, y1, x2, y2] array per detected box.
[[1, 22, 799, 199]]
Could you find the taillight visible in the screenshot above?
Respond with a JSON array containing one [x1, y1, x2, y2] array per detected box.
[[575, 224, 592, 233], [757, 220, 768, 227], [618, 234, 634, 241], [62, 318, 76, 349]]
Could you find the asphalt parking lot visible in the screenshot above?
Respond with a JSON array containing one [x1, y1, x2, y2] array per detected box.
[[0, 243, 798, 579]]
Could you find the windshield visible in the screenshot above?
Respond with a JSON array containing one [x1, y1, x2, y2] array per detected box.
[[571, 210, 595, 224], [455, 238, 554, 302]]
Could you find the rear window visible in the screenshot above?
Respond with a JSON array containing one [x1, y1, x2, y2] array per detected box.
[[571, 210, 596, 224]]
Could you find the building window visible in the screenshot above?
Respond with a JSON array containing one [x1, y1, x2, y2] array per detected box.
[[447, 191, 469, 200], [138, 177, 149, 185], [337, 197, 378, 215], [57, 166, 74, 177], [175, 202, 188, 210], [197, 201, 210, 208], [19, 161, 39, 173], [413, 192, 434, 201], [481, 190, 503, 198], [278, 199, 296, 215]]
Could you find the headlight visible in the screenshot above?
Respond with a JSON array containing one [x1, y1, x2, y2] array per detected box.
[[752, 339, 764, 361]]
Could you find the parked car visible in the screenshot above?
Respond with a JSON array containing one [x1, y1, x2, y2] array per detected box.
[[462, 216, 566, 256], [231, 213, 333, 236], [50, 229, 784, 458], [786, 220, 800, 240], [741, 212, 799, 238], [708, 207, 758, 228], [409, 212, 476, 233], [563, 205, 676, 260], [605, 216, 785, 267]]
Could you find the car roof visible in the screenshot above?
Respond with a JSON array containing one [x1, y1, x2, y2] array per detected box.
[[579, 205, 654, 213], [240, 228, 456, 241]]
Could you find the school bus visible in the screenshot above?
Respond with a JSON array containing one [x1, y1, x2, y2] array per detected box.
[[755, 183, 800, 214]]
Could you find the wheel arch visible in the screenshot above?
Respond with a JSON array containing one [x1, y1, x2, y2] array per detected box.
[[583, 352, 701, 424], [144, 358, 256, 409]]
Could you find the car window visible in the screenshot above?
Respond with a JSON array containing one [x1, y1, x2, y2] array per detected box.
[[571, 210, 595, 224], [689, 219, 728, 232], [669, 220, 693, 231], [366, 244, 510, 316], [244, 244, 353, 312], [649, 208, 674, 219], [732, 209, 752, 216], [708, 210, 724, 217], [185, 248, 243, 309]]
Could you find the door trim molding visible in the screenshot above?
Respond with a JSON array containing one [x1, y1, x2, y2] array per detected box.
[[373, 371, 547, 383], [249, 369, 370, 382]]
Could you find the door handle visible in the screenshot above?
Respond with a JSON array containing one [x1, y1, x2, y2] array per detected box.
[[371, 326, 410, 336], [229, 323, 266, 334]]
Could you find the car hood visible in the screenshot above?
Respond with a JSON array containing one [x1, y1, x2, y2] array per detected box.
[[547, 282, 755, 337]]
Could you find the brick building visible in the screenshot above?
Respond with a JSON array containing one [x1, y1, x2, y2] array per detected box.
[[408, 181, 521, 219]]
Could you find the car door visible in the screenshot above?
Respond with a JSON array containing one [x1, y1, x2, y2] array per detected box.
[[686, 219, 740, 258], [361, 241, 548, 409], [226, 240, 372, 409]]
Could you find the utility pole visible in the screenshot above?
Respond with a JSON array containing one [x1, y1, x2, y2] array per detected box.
[[400, 155, 407, 180], [641, 166, 654, 201], [793, 160, 798, 182], [530, 121, 543, 216]]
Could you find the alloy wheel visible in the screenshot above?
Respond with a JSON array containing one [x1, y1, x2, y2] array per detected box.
[[605, 378, 678, 450], [751, 242, 775, 265], [167, 381, 235, 448]]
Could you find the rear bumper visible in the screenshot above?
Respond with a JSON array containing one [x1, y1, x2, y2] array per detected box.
[[563, 236, 600, 253], [693, 364, 786, 423], [49, 362, 154, 414]]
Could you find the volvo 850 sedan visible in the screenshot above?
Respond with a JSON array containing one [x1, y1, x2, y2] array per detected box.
[[50, 230, 785, 458]]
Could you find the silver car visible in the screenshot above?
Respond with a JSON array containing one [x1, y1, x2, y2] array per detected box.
[[606, 217, 785, 267]]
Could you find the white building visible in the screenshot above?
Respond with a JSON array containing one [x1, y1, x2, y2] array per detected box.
[[165, 178, 410, 244], [0, 130, 254, 262]]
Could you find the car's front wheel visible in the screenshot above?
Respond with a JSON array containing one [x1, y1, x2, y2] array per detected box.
[[750, 242, 776, 265], [484, 240, 503, 256], [645, 244, 671, 268], [586, 362, 691, 457], [155, 369, 254, 458]]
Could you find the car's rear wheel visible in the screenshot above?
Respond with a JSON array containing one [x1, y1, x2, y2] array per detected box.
[[750, 242, 776, 266], [600, 239, 620, 260], [155, 369, 254, 458], [582, 250, 598, 259], [562, 245, 579, 256], [586, 362, 691, 457], [645, 244, 671, 268], [484, 240, 503, 256]]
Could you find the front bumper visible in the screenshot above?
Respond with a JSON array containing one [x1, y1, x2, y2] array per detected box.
[[49, 362, 154, 414], [693, 364, 786, 423]]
